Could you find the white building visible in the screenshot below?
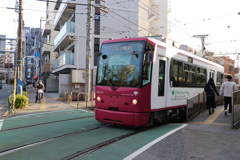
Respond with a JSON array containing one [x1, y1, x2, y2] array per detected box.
[[41, 0, 170, 94]]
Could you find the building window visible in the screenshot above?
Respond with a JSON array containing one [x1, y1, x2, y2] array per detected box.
[[216, 59, 224, 65], [188, 57, 193, 63]]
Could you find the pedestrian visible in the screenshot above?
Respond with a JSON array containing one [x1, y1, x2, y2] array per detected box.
[[204, 78, 220, 114], [219, 75, 238, 115]]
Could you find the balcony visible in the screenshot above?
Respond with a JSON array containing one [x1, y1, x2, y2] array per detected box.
[[41, 43, 53, 56], [53, 21, 75, 51], [41, 63, 51, 73], [148, 4, 160, 22], [54, 0, 76, 31], [54, 0, 61, 10], [52, 52, 75, 74], [42, 20, 54, 37]]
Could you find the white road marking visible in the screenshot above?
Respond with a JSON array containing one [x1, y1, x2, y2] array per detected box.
[[0, 119, 4, 130], [123, 124, 188, 160]]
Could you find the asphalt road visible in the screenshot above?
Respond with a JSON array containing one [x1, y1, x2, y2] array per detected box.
[[0, 83, 13, 118]]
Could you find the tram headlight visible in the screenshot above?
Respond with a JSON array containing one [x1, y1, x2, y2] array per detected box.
[[97, 96, 101, 101], [132, 99, 137, 105]]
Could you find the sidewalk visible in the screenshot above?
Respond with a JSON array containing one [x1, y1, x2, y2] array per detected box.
[[132, 105, 240, 160], [3, 85, 95, 119]]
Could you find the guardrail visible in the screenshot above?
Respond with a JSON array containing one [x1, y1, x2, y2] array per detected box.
[[62, 91, 95, 110], [232, 90, 240, 129]]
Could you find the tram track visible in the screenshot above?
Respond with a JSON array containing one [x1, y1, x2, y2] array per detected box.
[[61, 124, 160, 160], [0, 115, 94, 132], [0, 124, 110, 156]]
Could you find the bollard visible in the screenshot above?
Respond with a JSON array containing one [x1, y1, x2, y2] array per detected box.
[[77, 92, 88, 109], [7, 95, 13, 113]]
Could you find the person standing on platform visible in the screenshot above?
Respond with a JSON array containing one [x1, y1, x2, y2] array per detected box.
[[204, 78, 220, 115], [219, 75, 238, 115]]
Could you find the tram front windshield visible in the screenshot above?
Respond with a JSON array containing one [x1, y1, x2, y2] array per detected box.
[[97, 41, 145, 87]]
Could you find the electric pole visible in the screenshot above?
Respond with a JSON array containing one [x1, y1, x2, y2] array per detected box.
[[85, 0, 93, 101], [18, 0, 23, 81], [193, 34, 209, 57]]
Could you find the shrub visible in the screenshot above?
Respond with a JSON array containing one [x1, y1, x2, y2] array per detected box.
[[15, 94, 29, 109], [23, 91, 28, 97]]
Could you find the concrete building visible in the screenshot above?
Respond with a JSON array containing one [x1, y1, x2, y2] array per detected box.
[[0, 34, 15, 82], [213, 56, 238, 84], [40, 2, 59, 92], [40, 0, 170, 94], [23, 27, 41, 83]]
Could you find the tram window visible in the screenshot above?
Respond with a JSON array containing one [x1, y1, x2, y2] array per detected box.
[[142, 53, 152, 85], [185, 71, 195, 87], [216, 72, 224, 85], [158, 60, 165, 96], [188, 57, 193, 63], [195, 67, 207, 87], [170, 59, 184, 87], [183, 63, 195, 87], [184, 64, 189, 71]]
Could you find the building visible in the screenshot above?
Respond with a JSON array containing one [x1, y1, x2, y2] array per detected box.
[[40, 2, 59, 92], [23, 27, 41, 83], [40, 0, 169, 94], [213, 56, 238, 84], [0, 34, 15, 82]]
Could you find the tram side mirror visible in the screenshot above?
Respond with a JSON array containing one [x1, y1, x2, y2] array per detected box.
[[147, 53, 153, 62], [102, 54, 108, 59]]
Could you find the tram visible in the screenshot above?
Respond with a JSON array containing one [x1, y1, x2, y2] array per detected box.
[[94, 37, 224, 127]]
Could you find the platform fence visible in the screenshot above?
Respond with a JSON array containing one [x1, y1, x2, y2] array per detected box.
[[232, 90, 240, 129], [186, 92, 205, 122]]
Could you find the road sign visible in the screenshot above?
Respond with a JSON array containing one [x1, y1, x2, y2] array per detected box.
[[34, 52, 40, 58]]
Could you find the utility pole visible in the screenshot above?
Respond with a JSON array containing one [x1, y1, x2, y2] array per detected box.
[[85, 0, 93, 102], [18, 0, 23, 81], [193, 34, 209, 57]]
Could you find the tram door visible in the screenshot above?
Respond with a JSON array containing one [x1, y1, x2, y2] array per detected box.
[[151, 56, 167, 109]]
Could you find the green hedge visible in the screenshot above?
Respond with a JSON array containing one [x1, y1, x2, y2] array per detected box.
[[23, 91, 28, 97], [15, 94, 29, 109]]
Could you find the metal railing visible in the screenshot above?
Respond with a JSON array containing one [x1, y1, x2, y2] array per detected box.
[[62, 91, 95, 110], [232, 91, 240, 129], [186, 91, 205, 122]]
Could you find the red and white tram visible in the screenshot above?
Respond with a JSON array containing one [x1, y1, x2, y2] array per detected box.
[[95, 37, 224, 127]]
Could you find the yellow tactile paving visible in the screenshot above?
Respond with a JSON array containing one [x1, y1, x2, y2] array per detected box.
[[40, 96, 46, 109], [194, 108, 229, 126]]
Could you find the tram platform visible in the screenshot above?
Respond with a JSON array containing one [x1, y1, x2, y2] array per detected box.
[[130, 105, 240, 160]]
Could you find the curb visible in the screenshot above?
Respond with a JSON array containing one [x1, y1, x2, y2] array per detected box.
[[1, 99, 10, 118], [3, 110, 9, 117]]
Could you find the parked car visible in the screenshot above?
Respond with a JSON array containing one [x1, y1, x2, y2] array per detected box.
[[0, 81, 2, 89]]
